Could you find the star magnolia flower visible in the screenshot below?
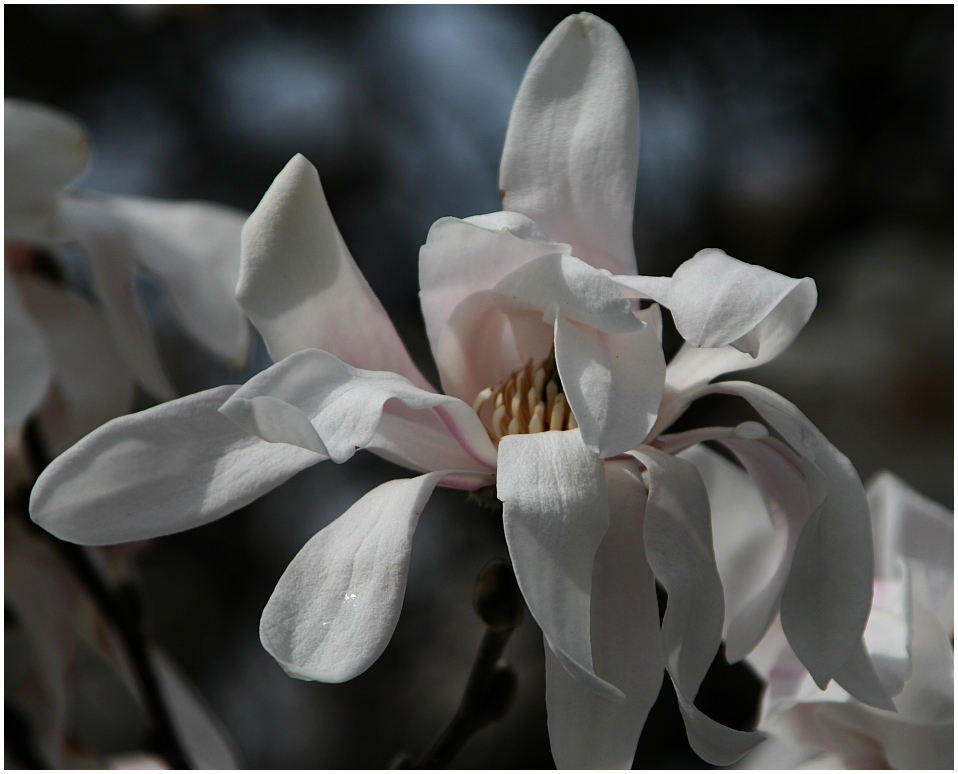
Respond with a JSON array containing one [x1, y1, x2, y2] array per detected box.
[[5, 98, 251, 443], [30, 13, 889, 768], [734, 471, 953, 769]]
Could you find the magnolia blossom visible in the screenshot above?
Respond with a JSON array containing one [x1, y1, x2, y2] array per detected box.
[[31, 14, 889, 768], [5, 99, 251, 448], [735, 471, 953, 769]]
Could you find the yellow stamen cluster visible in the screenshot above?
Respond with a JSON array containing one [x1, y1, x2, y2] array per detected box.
[[472, 351, 577, 442]]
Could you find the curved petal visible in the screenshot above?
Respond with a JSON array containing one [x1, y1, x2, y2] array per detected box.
[[718, 437, 812, 663], [260, 471, 447, 682], [555, 304, 665, 458], [631, 445, 724, 698], [5, 99, 90, 243], [152, 649, 241, 769], [671, 679, 765, 766], [434, 289, 553, 405], [418, 212, 569, 360], [16, 276, 135, 455], [492, 253, 644, 334], [218, 348, 497, 472], [667, 249, 816, 355], [499, 13, 638, 275], [30, 385, 325, 545], [238, 154, 432, 389], [693, 381, 880, 701], [4, 272, 53, 431], [498, 429, 625, 701], [545, 459, 664, 769], [104, 195, 251, 369], [58, 193, 177, 401]]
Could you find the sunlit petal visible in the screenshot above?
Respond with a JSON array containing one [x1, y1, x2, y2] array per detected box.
[[545, 459, 663, 768], [30, 385, 325, 545], [260, 472, 447, 682], [500, 13, 638, 275], [498, 429, 624, 701], [238, 153, 432, 389]]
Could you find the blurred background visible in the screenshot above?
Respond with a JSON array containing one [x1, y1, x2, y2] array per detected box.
[[6, 4, 952, 768]]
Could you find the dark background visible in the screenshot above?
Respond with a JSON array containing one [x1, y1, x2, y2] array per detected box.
[[7, 5, 953, 768]]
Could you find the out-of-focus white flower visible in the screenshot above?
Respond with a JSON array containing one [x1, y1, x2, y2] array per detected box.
[[5, 512, 241, 768], [29, 13, 887, 769], [734, 471, 953, 769], [4, 99, 251, 436]]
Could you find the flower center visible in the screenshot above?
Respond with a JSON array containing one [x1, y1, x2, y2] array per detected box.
[[472, 349, 577, 442]]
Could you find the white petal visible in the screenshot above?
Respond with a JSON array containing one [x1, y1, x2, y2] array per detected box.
[[631, 445, 723, 698], [4, 272, 52, 431], [498, 429, 624, 701], [418, 212, 569, 361], [434, 289, 553, 405], [555, 304, 664, 457], [671, 677, 765, 766], [492, 253, 644, 333], [695, 381, 880, 700], [16, 276, 135, 455], [58, 193, 177, 401], [260, 472, 446, 682], [866, 470, 953, 630], [667, 249, 817, 354], [151, 648, 241, 769], [612, 273, 672, 305], [718, 437, 812, 663], [218, 349, 497, 472], [499, 13, 638, 275], [29, 385, 325, 545], [4, 99, 89, 243], [238, 154, 432, 389], [104, 195, 251, 368], [545, 459, 664, 769], [679, 444, 779, 649], [830, 637, 896, 710]]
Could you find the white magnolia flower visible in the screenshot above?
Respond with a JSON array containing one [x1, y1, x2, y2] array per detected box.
[[31, 13, 887, 768], [5, 512, 241, 768], [5, 99, 251, 446], [735, 471, 953, 769]]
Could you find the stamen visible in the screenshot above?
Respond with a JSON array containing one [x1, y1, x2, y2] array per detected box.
[[546, 381, 558, 418], [491, 404, 507, 441], [507, 416, 520, 435], [473, 387, 494, 414], [529, 413, 543, 433], [527, 387, 538, 416], [550, 393, 566, 432], [567, 411, 578, 430]]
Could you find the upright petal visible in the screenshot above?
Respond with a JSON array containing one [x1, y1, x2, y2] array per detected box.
[[555, 304, 664, 457], [104, 195, 251, 369], [545, 459, 664, 769], [500, 13, 638, 275], [5, 272, 53, 431], [30, 385, 325, 545], [58, 193, 177, 401], [238, 154, 432, 389], [498, 429, 624, 701], [694, 381, 884, 704], [260, 472, 447, 682], [15, 275, 135, 455], [418, 212, 569, 360], [218, 348, 497, 473], [5, 99, 89, 243]]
